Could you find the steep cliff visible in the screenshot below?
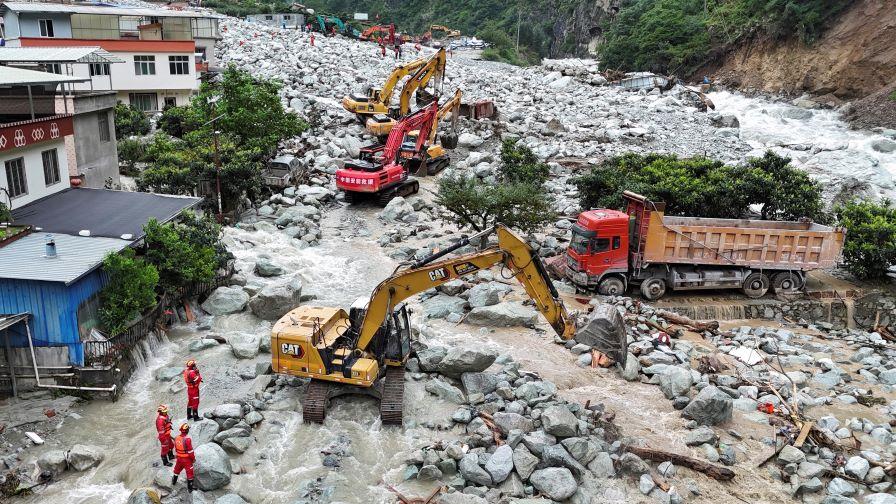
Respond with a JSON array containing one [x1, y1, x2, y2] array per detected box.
[[705, 0, 896, 99]]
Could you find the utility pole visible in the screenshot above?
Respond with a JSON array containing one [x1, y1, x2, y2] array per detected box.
[[207, 95, 224, 221], [515, 6, 521, 57]]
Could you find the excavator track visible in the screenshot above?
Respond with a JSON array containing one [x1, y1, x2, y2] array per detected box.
[[302, 379, 330, 424], [376, 179, 419, 206], [380, 366, 405, 426]]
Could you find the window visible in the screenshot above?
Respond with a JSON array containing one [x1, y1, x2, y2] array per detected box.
[[134, 55, 156, 75], [39, 19, 55, 37], [591, 238, 611, 253], [98, 112, 110, 142], [265, 15, 273, 20], [4, 158, 27, 198], [128, 92, 158, 112], [89, 63, 110, 76], [195, 46, 207, 62], [283, 15, 291, 20], [42, 149, 60, 186], [44, 63, 62, 74], [164, 97, 177, 108], [168, 55, 189, 75], [612, 236, 621, 250]]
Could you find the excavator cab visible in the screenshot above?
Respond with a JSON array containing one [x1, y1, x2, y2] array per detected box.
[[348, 299, 411, 366]]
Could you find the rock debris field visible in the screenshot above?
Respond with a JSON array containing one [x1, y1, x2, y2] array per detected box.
[[1, 5, 896, 504]]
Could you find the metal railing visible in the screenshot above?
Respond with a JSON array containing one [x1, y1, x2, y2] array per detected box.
[[83, 262, 234, 367]]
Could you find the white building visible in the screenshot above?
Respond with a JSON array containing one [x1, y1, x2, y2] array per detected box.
[[0, 67, 83, 208], [0, 2, 223, 111]]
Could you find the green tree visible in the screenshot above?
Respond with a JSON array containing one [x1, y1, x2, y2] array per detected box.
[[739, 151, 826, 222], [117, 138, 145, 176], [99, 249, 159, 335], [157, 105, 197, 138], [0, 202, 11, 223], [176, 210, 233, 269], [834, 200, 896, 280], [143, 218, 218, 293], [436, 142, 556, 233], [113, 102, 151, 140]]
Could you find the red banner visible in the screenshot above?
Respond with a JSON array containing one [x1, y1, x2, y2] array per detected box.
[[0, 115, 73, 153]]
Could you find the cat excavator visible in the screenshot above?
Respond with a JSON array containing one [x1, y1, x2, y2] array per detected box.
[[341, 48, 445, 123], [364, 48, 446, 137], [271, 225, 626, 424]]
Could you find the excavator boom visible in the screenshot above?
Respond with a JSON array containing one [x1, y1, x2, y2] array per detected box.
[[341, 54, 430, 117], [397, 48, 446, 116], [353, 225, 577, 352]]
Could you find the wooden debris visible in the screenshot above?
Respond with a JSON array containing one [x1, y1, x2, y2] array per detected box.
[[622, 444, 735, 481], [386, 484, 443, 504], [655, 309, 720, 334], [478, 412, 505, 446], [874, 325, 896, 342], [793, 421, 813, 448]]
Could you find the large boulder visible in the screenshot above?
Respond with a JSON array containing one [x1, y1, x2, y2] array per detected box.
[[66, 444, 104, 471], [437, 346, 497, 378], [254, 256, 286, 277], [459, 453, 492, 486], [467, 282, 509, 308], [201, 286, 249, 316], [458, 133, 484, 148], [424, 378, 466, 403], [215, 495, 248, 504], [461, 372, 499, 396], [248, 278, 302, 320], [493, 412, 533, 435], [485, 445, 514, 483], [466, 302, 538, 328], [379, 197, 415, 222], [416, 345, 447, 372], [193, 443, 232, 491], [191, 419, 221, 447], [127, 489, 161, 504], [529, 468, 578, 501], [421, 295, 467, 319], [37, 450, 67, 477], [228, 333, 261, 359], [681, 385, 733, 425], [542, 444, 587, 479], [657, 366, 693, 399], [541, 405, 578, 437], [575, 303, 626, 364], [212, 403, 244, 419]]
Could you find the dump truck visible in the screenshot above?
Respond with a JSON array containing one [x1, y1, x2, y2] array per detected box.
[[262, 155, 302, 189], [565, 191, 846, 300]]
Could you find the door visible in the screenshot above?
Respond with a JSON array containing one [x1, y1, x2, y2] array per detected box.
[[589, 235, 627, 276]]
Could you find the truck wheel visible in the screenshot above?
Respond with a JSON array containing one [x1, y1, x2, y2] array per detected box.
[[772, 272, 802, 293], [742, 272, 770, 298], [598, 277, 625, 296], [640, 278, 666, 301]]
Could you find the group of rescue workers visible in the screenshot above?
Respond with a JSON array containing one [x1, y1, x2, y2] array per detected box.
[[155, 359, 203, 492]]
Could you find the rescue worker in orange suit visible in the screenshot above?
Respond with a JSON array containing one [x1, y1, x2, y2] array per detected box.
[[171, 423, 195, 492], [183, 360, 203, 420], [156, 404, 174, 466]]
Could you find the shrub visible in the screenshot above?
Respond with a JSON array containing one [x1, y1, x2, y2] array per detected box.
[[834, 200, 896, 280], [143, 217, 219, 293], [117, 138, 145, 176], [157, 105, 197, 138], [113, 102, 151, 140], [0, 202, 11, 223], [99, 249, 159, 335]]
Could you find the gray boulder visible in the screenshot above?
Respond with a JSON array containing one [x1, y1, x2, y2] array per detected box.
[[461, 372, 499, 396], [530, 468, 578, 501], [154, 366, 183, 382], [66, 444, 104, 471], [379, 197, 415, 222], [513, 444, 539, 480], [212, 403, 244, 419], [459, 453, 492, 486], [201, 286, 249, 315], [541, 405, 578, 437], [681, 385, 733, 425], [467, 282, 508, 308], [222, 437, 252, 454], [191, 419, 221, 447], [254, 256, 286, 277], [658, 366, 693, 399], [588, 452, 616, 478], [215, 495, 248, 504], [844, 456, 870, 480], [542, 444, 587, 479], [437, 346, 497, 378], [685, 426, 717, 446], [493, 412, 533, 435], [416, 345, 447, 372], [575, 303, 626, 364], [864, 494, 896, 504], [424, 378, 466, 403], [37, 450, 67, 477], [248, 278, 302, 320], [228, 333, 261, 359], [194, 443, 232, 491], [871, 139, 896, 154], [466, 302, 538, 328], [422, 295, 467, 319], [126, 489, 161, 504], [484, 445, 514, 483]]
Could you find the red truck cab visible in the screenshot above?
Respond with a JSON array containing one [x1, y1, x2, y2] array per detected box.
[[566, 209, 630, 294]]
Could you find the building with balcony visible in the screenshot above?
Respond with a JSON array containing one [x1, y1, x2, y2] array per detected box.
[[0, 66, 84, 208], [0, 2, 223, 111], [246, 12, 305, 29], [0, 46, 123, 189]]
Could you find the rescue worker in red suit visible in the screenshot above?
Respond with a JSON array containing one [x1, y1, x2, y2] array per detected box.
[[183, 360, 202, 420], [156, 404, 174, 466], [171, 423, 195, 491]]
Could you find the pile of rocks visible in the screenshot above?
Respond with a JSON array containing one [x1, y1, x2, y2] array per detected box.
[[36, 444, 105, 478]]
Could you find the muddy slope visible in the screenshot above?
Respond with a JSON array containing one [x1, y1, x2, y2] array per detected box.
[[706, 0, 896, 99]]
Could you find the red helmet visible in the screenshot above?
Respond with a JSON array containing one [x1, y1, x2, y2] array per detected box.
[[179, 423, 190, 433]]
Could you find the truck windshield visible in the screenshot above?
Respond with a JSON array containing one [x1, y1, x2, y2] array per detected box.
[[570, 231, 590, 254]]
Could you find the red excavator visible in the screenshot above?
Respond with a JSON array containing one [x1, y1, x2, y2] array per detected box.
[[336, 100, 440, 206], [360, 24, 395, 45]]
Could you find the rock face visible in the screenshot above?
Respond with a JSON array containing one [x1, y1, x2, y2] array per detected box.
[[127, 489, 161, 504], [201, 286, 249, 315], [248, 278, 302, 320], [66, 444, 104, 471], [437, 346, 497, 378], [484, 445, 514, 483], [466, 302, 538, 328], [681, 385, 733, 425], [194, 443, 233, 491], [575, 303, 626, 363], [530, 467, 578, 500]]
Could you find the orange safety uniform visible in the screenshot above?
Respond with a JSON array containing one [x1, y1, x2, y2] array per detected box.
[[155, 412, 173, 457], [173, 434, 195, 479], [184, 367, 202, 409]]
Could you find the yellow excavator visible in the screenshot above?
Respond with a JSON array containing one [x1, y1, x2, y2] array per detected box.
[[365, 48, 447, 138], [342, 48, 445, 123], [271, 225, 624, 425], [406, 88, 462, 176]]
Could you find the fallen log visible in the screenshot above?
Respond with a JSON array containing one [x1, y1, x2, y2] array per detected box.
[[655, 309, 720, 334], [623, 444, 735, 481]]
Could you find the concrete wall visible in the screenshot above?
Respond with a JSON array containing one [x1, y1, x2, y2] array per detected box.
[[73, 109, 119, 188], [16, 13, 73, 38], [0, 139, 71, 207]]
